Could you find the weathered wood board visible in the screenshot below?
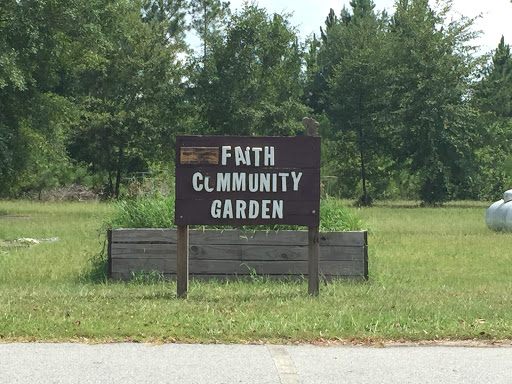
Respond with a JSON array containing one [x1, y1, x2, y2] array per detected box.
[[174, 136, 321, 226], [180, 147, 219, 165], [108, 229, 368, 282]]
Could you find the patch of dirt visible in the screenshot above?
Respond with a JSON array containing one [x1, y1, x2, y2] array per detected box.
[[1, 237, 59, 252], [303, 338, 512, 348], [33, 184, 100, 202], [0, 215, 31, 220]]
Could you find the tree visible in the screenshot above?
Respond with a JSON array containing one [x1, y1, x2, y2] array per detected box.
[[0, 0, 93, 196], [189, 5, 308, 137], [474, 36, 512, 118], [388, 0, 479, 204], [471, 37, 512, 198], [67, 0, 188, 198], [189, 0, 230, 61], [305, 1, 392, 205]]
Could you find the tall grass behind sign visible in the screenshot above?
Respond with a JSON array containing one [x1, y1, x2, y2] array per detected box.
[[174, 135, 321, 297]]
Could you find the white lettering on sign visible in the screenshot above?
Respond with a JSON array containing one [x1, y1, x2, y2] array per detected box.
[[234, 146, 247, 166], [217, 173, 230, 192], [291, 172, 302, 191], [273, 200, 283, 218], [260, 174, 271, 192], [236, 200, 247, 218], [192, 172, 203, 192], [264, 146, 274, 166], [210, 199, 284, 219], [186, 142, 313, 222], [220, 146, 274, 167], [211, 200, 222, 218], [221, 146, 232, 165], [279, 173, 289, 192], [248, 174, 259, 193], [261, 200, 271, 219], [232, 173, 246, 192], [253, 147, 262, 166], [193, 172, 303, 193], [223, 200, 234, 218], [249, 200, 259, 218], [192, 172, 214, 192]]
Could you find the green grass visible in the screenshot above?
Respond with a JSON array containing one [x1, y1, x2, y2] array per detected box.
[[106, 195, 364, 232], [1, 199, 512, 343]]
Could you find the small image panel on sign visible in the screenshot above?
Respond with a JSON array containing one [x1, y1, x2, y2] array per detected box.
[[180, 147, 219, 165]]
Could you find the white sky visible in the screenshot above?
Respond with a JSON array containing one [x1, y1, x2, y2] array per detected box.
[[225, 0, 512, 56]]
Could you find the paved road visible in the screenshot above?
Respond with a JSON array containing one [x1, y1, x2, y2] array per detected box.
[[1, 343, 511, 384]]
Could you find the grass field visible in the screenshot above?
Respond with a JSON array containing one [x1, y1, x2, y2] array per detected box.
[[1, 199, 511, 344]]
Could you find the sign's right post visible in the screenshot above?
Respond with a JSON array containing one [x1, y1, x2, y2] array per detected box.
[[304, 116, 321, 296], [308, 225, 320, 295]]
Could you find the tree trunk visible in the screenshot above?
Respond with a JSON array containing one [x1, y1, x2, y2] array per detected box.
[[360, 148, 368, 206], [203, 2, 208, 62], [108, 172, 114, 198], [114, 147, 123, 199], [358, 125, 370, 206]]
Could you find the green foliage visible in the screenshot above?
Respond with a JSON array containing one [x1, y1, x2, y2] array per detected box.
[[105, 196, 364, 232], [129, 269, 166, 285], [106, 195, 177, 229], [474, 36, 512, 118], [67, 0, 188, 198], [319, 199, 364, 231], [189, 0, 231, 60], [322, 1, 391, 205], [189, 4, 309, 136], [1, 0, 510, 203], [0, 0, 81, 194], [470, 37, 512, 200], [388, 0, 479, 205]]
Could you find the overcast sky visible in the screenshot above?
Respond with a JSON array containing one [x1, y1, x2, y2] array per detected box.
[[223, 0, 512, 56]]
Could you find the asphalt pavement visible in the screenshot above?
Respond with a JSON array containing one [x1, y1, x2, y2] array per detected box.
[[1, 342, 511, 384]]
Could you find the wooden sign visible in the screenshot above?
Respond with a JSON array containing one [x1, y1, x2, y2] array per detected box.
[[175, 136, 321, 226]]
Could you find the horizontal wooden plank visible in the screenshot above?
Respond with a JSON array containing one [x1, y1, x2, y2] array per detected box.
[[191, 229, 304, 246], [111, 258, 364, 276], [186, 260, 363, 276], [111, 229, 174, 244], [180, 147, 219, 165], [175, 200, 320, 226], [176, 136, 321, 169], [111, 243, 175, 257], [189, 244, 364, 261], [111, 229, 367, 247], [184, 274, 366, 282], [111, 258, 173, 274], [110, 271, 366, 282], [187, 230, 365, 247], [317, 231, 367, 247], [175, 168, 320, 200], [111, 243, 364, 261]]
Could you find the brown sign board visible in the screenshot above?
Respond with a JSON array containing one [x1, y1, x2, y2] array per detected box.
[[175, 136, 321, 226]]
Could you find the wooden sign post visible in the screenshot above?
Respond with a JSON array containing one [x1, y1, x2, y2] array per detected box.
[[176, 225, 189, 298], [175, 135, 321, 297], [308, 226, 320, 296]]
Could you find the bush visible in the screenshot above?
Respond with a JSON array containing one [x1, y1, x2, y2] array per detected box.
[[106, 195, 176, 229], [106, 196, 365, 232]]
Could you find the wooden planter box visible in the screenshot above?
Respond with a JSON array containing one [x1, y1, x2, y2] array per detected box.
[[108, 229, 368, 281]]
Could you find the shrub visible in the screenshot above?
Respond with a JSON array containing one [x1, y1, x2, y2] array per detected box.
[[106, 196, 365, 232]]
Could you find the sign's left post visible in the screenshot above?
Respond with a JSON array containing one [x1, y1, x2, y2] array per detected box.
[[176, 224, 189, 298]]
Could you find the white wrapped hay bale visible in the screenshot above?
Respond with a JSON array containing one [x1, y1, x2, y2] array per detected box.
[[486, 190, 512, 231]]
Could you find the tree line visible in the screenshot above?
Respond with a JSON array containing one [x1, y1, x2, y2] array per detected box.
[[1, 0, 511, 205]]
